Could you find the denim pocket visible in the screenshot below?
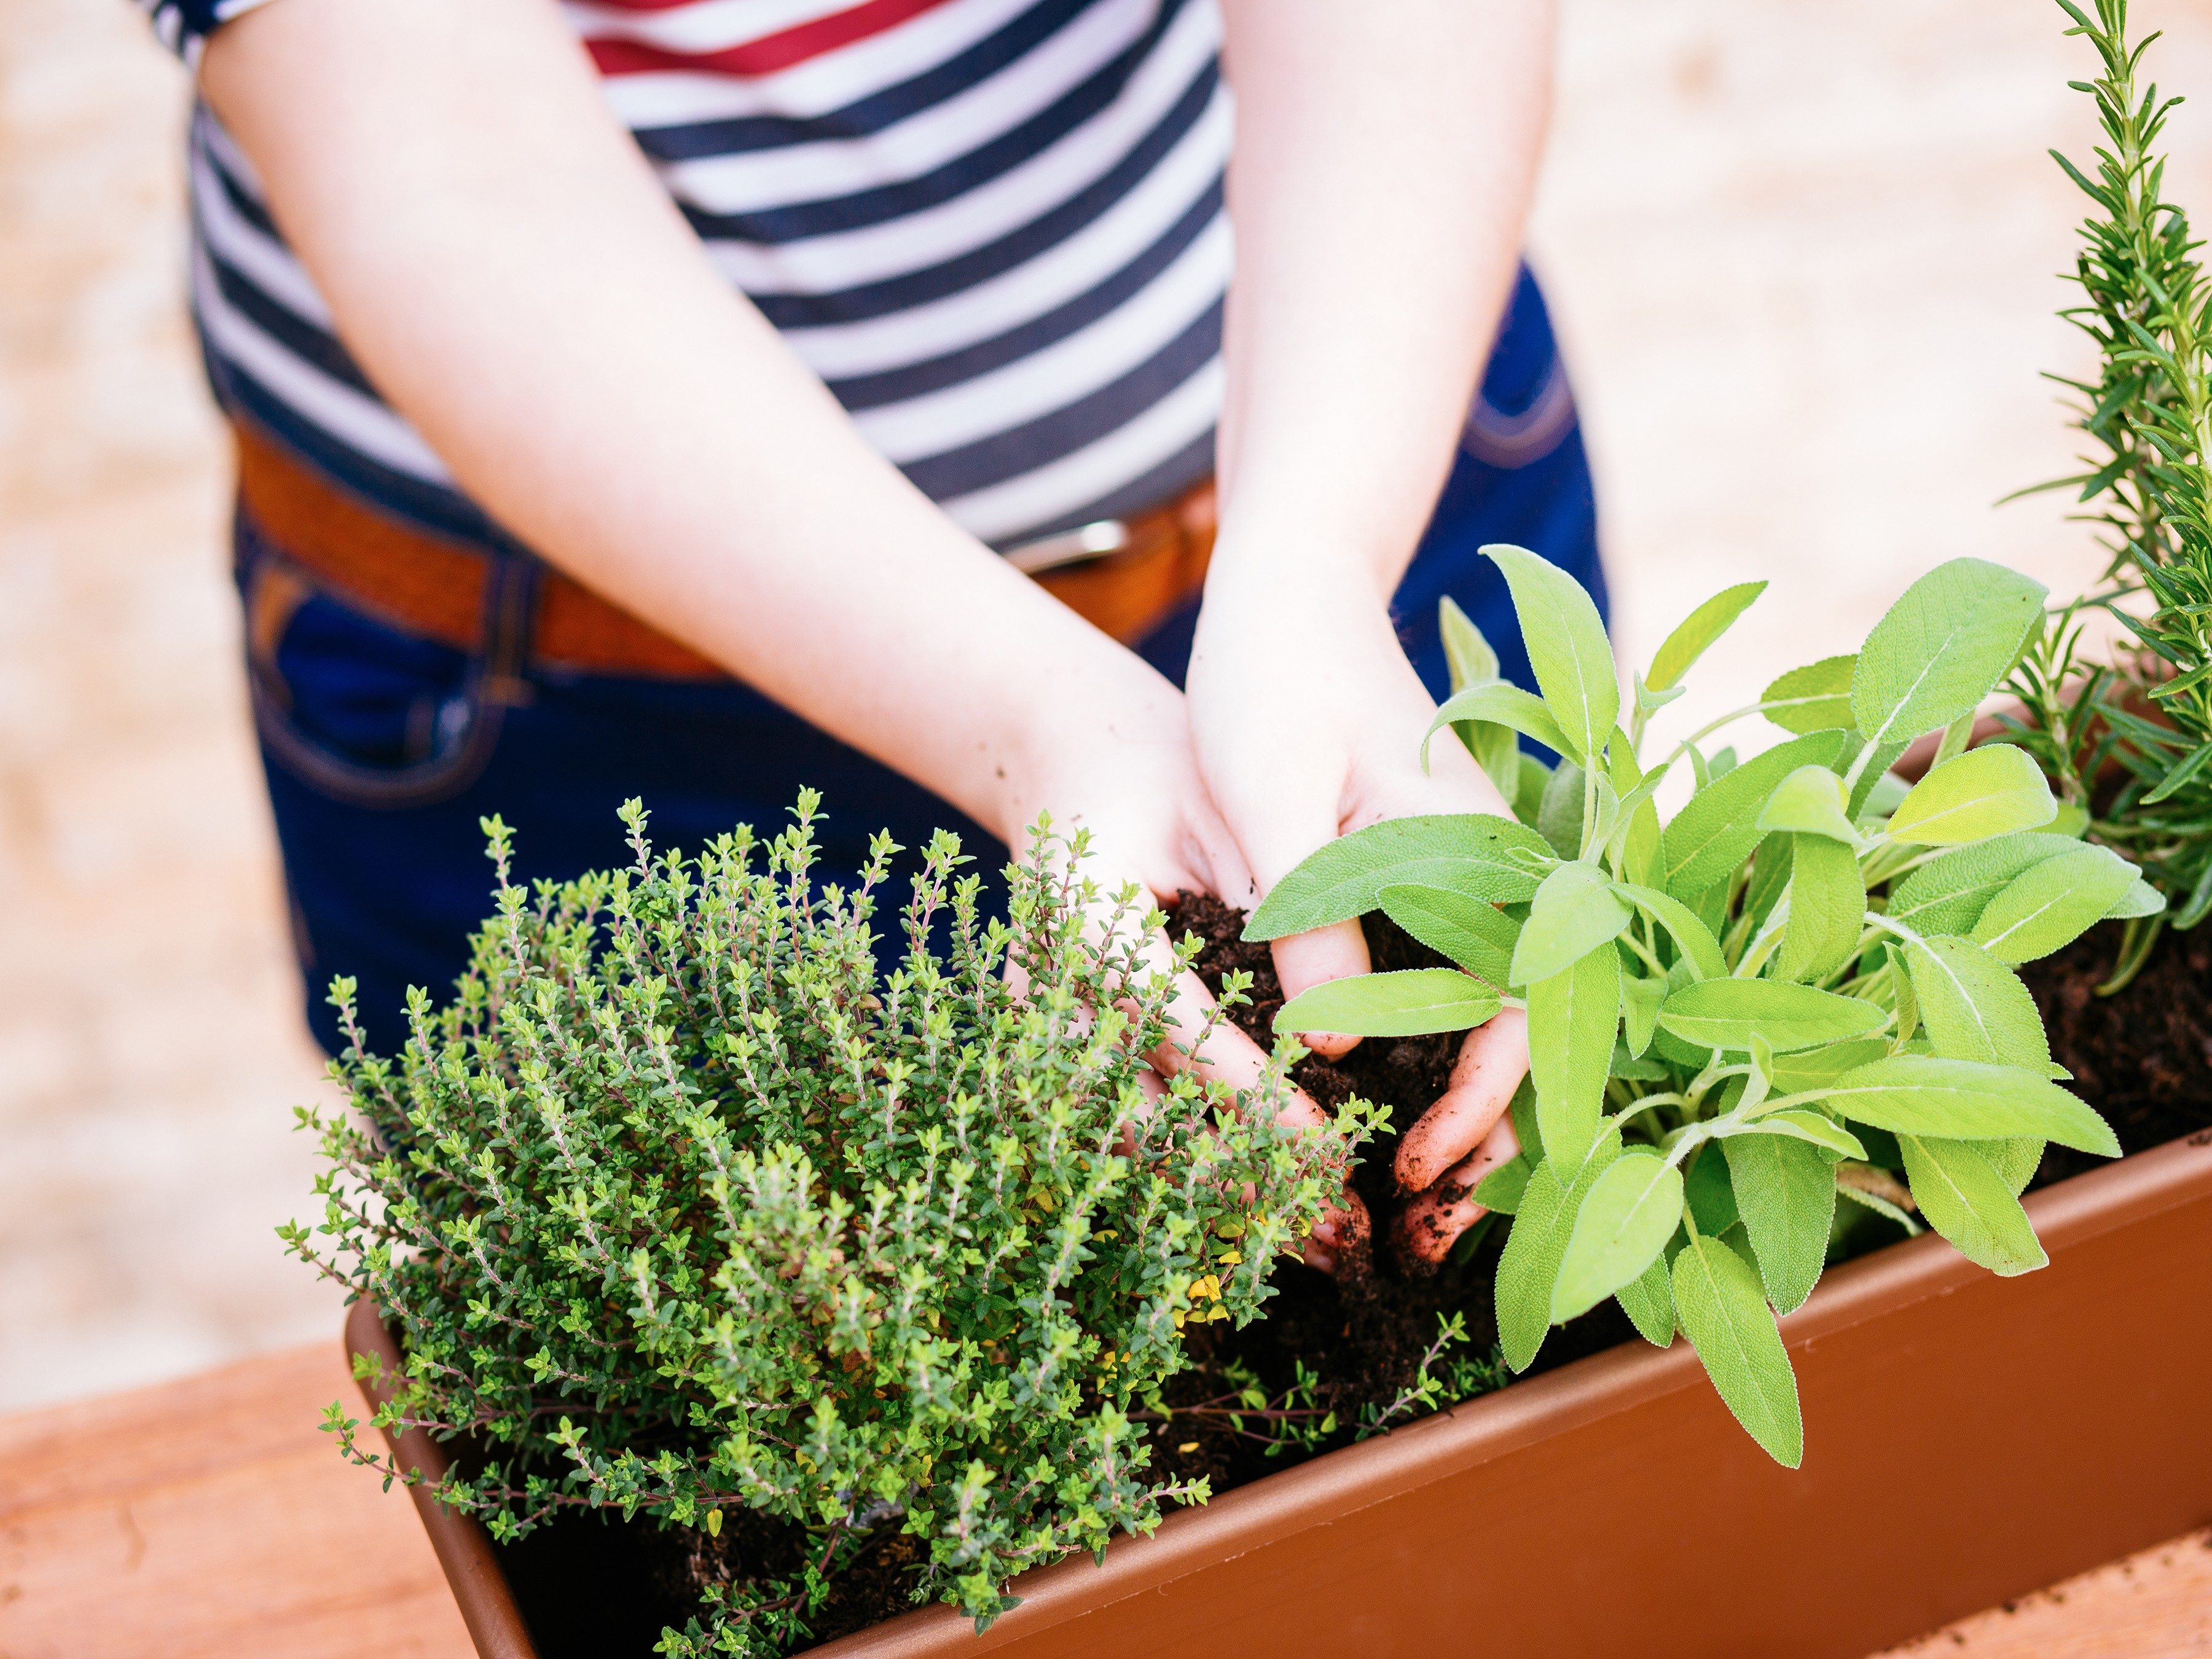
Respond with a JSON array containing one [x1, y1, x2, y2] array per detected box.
[[238, 511, 524, 809]]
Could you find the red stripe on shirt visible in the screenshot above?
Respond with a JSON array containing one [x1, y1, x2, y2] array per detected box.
[[586, 0, 957, 77]]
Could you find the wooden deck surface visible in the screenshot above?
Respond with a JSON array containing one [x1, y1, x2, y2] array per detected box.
[[0, 1343, 2203, 1658]]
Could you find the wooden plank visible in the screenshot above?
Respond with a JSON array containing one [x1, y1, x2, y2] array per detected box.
[[1877, 1528, 2212, 1657], [0, 1341, 471, 1659]]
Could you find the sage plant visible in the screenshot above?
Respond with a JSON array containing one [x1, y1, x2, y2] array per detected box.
[[1250, 549, 2152, 1465], [285, 799, 1368, 1655]]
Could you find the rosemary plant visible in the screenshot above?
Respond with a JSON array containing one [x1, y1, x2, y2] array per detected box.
[[285, 798, 1369, 1657]]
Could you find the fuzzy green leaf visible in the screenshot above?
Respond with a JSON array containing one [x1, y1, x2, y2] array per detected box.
[[1904, 936, 2060, 1075], [1622, 973, 1665, 1057], [1526, 941, 1622, 1178], [1615, 1252, 1677, 1347], [2108, 874, 2168, 920], [1440, 594, 1499, 689], [1495, 1132, 1622, 1371], [1762, 654, 1859, 735], [1767, 1037, 1889, 1094], [1814, 1055, 2119, 1155], [1613, 883, 1728, 981], [1537, 761, 1586, 860], [1886, 832, 2085, 935], [1673, 1233, 1804, 1467], [1757, 765, 1859, 842], [1649, 582, 1768, 692], [1474, 1154, 1531, 1215], [1899, 1135, 2047, 1276], [1970, 843, 2139, 963], [1887, 747, 2057, 846], [1483, 544, 1618, 766], [1423, 683, 1571, 771], [1377, 884, 1520, 987], [1274, 969, 1500, 1039], [1244, 815, 1553, 941], [1778, 834, 1868, 984], [1511, 860, 1633, 987], [1552, 1151, 1685, 1322], [1719, 1108, 1867, 1161], [1661, 731, 1855, 900], [1851, 560, 2048, 751], [1722, 1134, 1834, 1314], [1655, 978, 1886, 1054]]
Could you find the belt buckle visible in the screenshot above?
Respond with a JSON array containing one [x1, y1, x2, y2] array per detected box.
[[1003, 517, 1131, 576]]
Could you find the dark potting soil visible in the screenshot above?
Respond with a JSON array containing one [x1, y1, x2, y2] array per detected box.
[[485, 909, 2212, 1655]]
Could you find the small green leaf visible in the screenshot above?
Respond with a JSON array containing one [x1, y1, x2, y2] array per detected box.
[[1768, 1037, 1889, 1094], [1526, 940, 1622, 1178], [1757, 764, 1859, 842], [1851, 560, 2047, 752], [1495, 1132, 1622, 1371], [1473, 1155, 1531, 1215], [1683, 1142, 1739, 1236], [1615, 1252, 1677, 1347], [1614, 883, 1727, 980], [1673, 1233, 1803, 1467], [1274, 969, 1500, 1038], [1512, 753, 1551, 825], [1722, 1134, 1834, 1314], [1622, 973, 1664, 1057], [1815, 1055, 2119, 1155], [1483, 544, 1619, 766], [1661, 731, 1855, 899], [1898, 1135, 2047, 1276], [1762, 654, 1859, 734], [1886, 831, 2084, 934], [1606, 729, 1663, 887], [1905, 936, 2059, 1075], [1378, 884, 1519, 987], [1440, 594, 1499, 689], [1888, 941, 1919, 1044], [1986, 1135, 2044, 1196], [1655, 978, 1886, 1054], [1551, 1151, 1685, 1322], [2107, 874, 2168, 920], [1506, 1073, 1542, 1164], [1970, 843, 2139, 963], [1422, 683, 1571, 771], [1245, 815, 1553, 940], [1887, 747, 2057, 845], [1537, 761, 1586, 860], [1511, 861, 1633, 986], [1778, 834, 1867, 984], [1718, 1108, 1867, 1161], [1649, 581, 1768, 692]]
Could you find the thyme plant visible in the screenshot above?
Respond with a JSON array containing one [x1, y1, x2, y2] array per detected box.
[[2009, 0, 2212, 974], [285, 798, 1368, 1656], [1250, 549, 2152, 1466]]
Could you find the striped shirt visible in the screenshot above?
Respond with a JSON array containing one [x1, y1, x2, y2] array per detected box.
[[147, 0, 1230, 553]]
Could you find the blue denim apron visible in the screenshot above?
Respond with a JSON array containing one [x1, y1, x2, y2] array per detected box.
[[240, 265, 1605, 1054]]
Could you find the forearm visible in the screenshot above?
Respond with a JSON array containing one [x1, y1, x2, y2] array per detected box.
[[200, 0, 1143, 842], [1212, 0, 1553, 597]]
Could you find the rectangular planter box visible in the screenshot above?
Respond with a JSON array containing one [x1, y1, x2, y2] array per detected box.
[[355, 1129, 2212, 1659]]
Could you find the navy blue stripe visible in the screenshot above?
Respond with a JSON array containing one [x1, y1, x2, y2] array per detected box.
[[633, 0, 1080, 160], [737, 63, 1216, 329], [199, 241, 382, 404], [195, 113, 285, 242], [678, 0, 1191, 246], [990, 423, 1210, 549], [899, 293, 1218, 499], [825, 176, 1218, 412]]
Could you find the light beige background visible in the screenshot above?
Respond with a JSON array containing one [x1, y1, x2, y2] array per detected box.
[[5, 0, 2210, 1412]]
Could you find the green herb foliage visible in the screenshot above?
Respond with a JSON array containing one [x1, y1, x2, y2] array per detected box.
[[284, 799, 1368, 1655], [1252, 551, 2141, 1466]]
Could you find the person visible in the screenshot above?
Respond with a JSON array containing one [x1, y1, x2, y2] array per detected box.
[[139, 0, 1606, 1267]]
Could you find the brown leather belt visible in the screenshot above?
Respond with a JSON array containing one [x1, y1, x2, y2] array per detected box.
[[232, 422, 1217, 678]]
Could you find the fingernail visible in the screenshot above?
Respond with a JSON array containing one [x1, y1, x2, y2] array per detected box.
[[1304, 1247, 1336, 1276], [1311, 1220, 1340, 1248]]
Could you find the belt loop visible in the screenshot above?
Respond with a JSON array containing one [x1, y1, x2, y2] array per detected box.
[[479, 546, 542, 708]]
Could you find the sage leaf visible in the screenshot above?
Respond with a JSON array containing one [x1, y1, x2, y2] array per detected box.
[[1816, 1054, 2120, 1155], [1661, 730, 1854, 899], [1650, 581, 1768, 691], [1615, 1252, 1678, 1347], [1245, 814, 1552, 940], [1887, 746, 2057, 845], [2108, 874, 2168, 920], [1512, 752, 1551, 825], [1987, 1135, 2045, 1196], [1886, 831, 2084, 935], [1474, 1154, 1531, 1215], [1606, 728, 1663, 886], [1656, 978, 1886, 1054], [1851, 560, 2047, 751], [1757, 765, 1859, 842], [1899, 1134, 2048, 1276], [1778, 834, 1867, 984], [1763, 654, 1859, 735], [1483, 543, 1618, 766], [1495, 1131, 1622, 1371], [1526, 940, 1622, 1177], [1719, 1108, 1867, 1161], [1768, 1037, 1889, 1094], [1673, 1233, 1803, 1467], [1614, 883, 1727, 981], [1887, 941, 1919, 1044], [1274, 968, 1500, 1039], [1537, 760, 1586, 860], [1423, 682, 1571, 771], [1904, 936, 2059, 1075], [1440, 593, 1499, 688], [1970, 843, 2139, 963], [1623, 972, 1664, 1057], [1683, 1143, 1739, 1236], [1722, 1134, 1835, 1314], [1378, 883, 1519, 987], [1552, 1151, 1685, 1322], [1512, 860, 1633, 986]]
